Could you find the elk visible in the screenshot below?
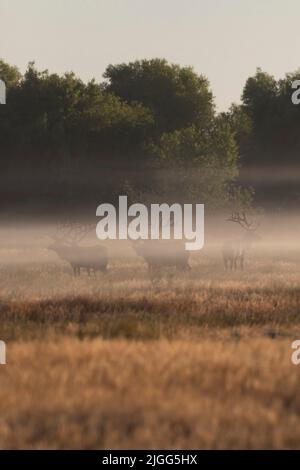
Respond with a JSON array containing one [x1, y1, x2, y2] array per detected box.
[[48, 222, 108, 276], [131, 239, 190, 272], [222, 212, 260, 270]]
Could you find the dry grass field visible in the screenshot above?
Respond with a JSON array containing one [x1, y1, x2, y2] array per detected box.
[[1, 235, 300, 449]]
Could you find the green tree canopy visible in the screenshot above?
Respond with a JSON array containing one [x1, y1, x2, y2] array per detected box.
[[104, 58, 214, 134], [0, 59, 21, 88], [233, 68, 300, 168], [0, 58, 249, 213]]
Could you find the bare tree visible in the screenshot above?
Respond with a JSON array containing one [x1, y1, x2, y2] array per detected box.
[[48, 222, 108, 276], [222, 212, 260, 270]]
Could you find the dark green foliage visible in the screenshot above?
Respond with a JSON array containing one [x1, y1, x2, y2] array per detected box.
[[0, 58, 242, 212], [228, 68, 300, 168], [104, 58, 214, 133]]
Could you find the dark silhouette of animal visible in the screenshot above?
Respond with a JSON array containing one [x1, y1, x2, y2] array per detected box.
[[131, 239, 190, 272], [222, 212, 260, 270], [49, 222, 108, 276]]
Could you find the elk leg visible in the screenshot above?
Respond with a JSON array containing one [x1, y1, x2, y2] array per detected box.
[[240, 255, 244, 270]]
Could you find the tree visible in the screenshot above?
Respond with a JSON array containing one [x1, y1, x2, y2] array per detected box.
[[103, 58, 214, 135], [1, 62, 153, 161], [0, 59, 21, 88], [239, 68, 300, 168], [0, 58, 251, 213], [145, 117, 240, 209]]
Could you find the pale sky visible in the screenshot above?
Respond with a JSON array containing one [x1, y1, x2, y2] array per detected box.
[[1, 0, 300, 110]]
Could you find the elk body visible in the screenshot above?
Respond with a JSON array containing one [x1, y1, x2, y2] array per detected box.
[[132, 239, 190, 272], [222, 212, 260, 270], [49, 222, 108, 276]]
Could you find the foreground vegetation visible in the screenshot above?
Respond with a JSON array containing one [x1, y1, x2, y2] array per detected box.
[[1, 337, 298, 449], [0, 244, 300, 449]]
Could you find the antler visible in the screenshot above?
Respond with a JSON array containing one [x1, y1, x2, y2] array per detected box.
[[227, 212, 259, 231], [51, 221, 95, 245]]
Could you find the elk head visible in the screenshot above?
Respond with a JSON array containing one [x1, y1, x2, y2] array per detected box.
[[48, 221, 95, 251], [227, 212, 261, 243]]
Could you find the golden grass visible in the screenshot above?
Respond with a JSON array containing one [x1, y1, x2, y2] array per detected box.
[[1, 246, 300, 449], [1, 338, 299, 449]]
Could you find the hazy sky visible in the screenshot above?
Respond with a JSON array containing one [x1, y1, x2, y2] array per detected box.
[[1, 0, 300, 110]]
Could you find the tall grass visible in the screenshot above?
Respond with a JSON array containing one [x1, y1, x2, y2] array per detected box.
[[1, 246, 300, 448]]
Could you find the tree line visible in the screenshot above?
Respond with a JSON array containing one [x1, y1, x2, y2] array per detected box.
[[0, 59, 299, 214]]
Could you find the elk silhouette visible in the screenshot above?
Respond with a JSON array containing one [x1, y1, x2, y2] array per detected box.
[[49, 222, 108, 276], [131, 239, 190, 272], [222, 212, 260, 270]]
